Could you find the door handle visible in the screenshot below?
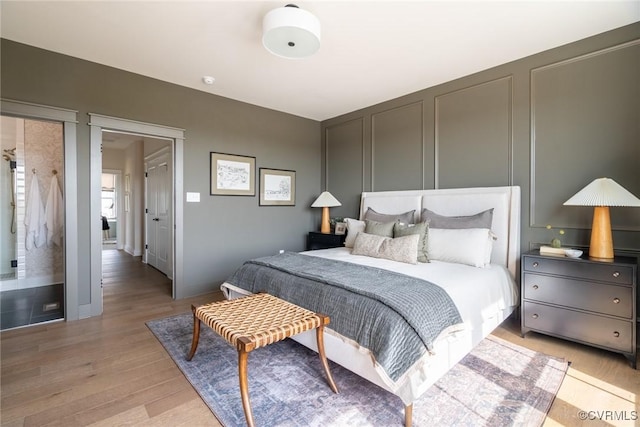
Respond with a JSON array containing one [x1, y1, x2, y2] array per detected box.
[[153, 217, 159, 221]]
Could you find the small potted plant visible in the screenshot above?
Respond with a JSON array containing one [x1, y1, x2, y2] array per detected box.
[[546, 225, 565, 248]]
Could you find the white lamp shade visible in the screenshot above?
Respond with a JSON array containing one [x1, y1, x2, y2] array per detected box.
[[564, 178, 640, 207], [311, 191, 341, 208], [263, 5, 320, 59]]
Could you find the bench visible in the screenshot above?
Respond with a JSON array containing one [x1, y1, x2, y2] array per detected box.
[[187, 293, 338, 427]]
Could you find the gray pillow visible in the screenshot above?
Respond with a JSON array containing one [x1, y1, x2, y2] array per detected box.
[[394, 222, 429, 263], [364, 219, 395, 237], [364, 207, 415, 224], [421, 208, 493, 229]]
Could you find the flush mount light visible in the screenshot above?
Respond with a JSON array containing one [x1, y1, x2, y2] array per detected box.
[[262, 4, 321, 59], [202, 76, 215, 85]]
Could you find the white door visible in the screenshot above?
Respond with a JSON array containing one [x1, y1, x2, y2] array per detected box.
[[145, 150, 172, 277]]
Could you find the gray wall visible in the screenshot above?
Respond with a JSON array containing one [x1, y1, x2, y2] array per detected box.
[[1, 39, 321, 301], [322, 23, 640, 259], [2, 22, 639, 311]]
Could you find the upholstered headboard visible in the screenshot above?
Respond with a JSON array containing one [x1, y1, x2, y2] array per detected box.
[[359, 186, 521, 278]]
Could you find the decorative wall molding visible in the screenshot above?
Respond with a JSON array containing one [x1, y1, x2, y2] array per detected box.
[[530, 39, 640, 230], [371, 101, 424, 191], [434, 75, 513, 189], [324, 117, 365, 192]]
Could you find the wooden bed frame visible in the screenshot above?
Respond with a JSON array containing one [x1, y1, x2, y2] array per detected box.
[[223, 186, 521, 426]]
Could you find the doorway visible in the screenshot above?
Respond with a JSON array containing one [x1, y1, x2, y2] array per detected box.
[[101, 132, 172, 275], [0, 115, 65, 329], [89, 114, 185, 315]]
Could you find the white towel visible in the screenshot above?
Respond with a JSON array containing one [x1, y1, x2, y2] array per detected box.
[[25, 175, 46, 251], [45, 175, 64, 247]]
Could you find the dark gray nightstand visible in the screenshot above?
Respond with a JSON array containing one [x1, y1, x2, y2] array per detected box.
[[306, 232, 346, 251], [521, 250, 637, 369]]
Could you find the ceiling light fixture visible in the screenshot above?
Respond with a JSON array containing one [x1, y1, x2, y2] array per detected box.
[[262, 4, 321, 59]]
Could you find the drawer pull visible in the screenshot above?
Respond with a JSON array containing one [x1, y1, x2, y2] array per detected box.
[[531, 313, 539, 319], [613, 298, 620, 304], [613, 331, 620, 338], [532, 262, 539, 268], [532, 285, 539, 290], [612, 271, 620, 278]]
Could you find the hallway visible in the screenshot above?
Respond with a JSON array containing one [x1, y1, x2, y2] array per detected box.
[[101, 248, 172, 312]]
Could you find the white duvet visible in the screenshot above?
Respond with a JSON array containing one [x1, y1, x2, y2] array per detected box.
[[304, 247, 518, 346], [221, 246, 520, 404]]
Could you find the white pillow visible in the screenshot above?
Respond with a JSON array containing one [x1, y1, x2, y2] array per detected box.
[[344, 218, 366, 248], [352, 232, 419, 264], [428, 228, 494, 268]]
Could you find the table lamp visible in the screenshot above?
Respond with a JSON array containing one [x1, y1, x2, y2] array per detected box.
[[311, 191, 341, 234], [564, 177, 640, 260]]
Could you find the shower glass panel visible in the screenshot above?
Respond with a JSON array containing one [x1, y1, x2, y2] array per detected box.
[[0, 115, 65, 330]]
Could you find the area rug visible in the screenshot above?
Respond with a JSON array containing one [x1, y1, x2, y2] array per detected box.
[[147, 313, 567, 427]]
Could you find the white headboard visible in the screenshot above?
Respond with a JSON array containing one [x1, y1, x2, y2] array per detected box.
[[359, 186, 521, 278]]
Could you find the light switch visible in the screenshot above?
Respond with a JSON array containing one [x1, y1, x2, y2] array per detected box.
[[186, 192, 200, 202]]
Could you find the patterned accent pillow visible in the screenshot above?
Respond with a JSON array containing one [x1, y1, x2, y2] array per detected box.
[[364, 207, 415, 224], [421, 208, 493, 229], [364, 219, 395, 238], [352, 232, 419, 264], [394, 221, 429, 263]]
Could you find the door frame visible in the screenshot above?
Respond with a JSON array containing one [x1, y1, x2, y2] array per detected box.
[[89, 114, 184, 312], [1, 98, 80, 320]]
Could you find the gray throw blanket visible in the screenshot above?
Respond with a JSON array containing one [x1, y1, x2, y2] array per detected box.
[[226, 252, 462, 382]]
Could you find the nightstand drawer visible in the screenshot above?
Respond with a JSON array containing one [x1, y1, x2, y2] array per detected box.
[[306, 232, 346, 250], [523, 301, 633, 353], [523, 273, 633, 318], [523, 256, 633, 285]]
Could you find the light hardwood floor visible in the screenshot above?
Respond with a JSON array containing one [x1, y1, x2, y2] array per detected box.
[[1, 249, 638, 426]]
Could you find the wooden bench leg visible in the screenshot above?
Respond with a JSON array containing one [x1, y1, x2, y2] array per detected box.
[[238, 348, 255, 427], [405, 403, 413, 427], [315, 316, 338, 394], [186, 305, 200, 361]]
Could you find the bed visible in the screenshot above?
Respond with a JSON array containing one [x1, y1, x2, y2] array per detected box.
[[221, 186, 521, 426]]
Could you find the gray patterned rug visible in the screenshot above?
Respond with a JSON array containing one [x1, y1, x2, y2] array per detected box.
[[147, 313, 567, 427]]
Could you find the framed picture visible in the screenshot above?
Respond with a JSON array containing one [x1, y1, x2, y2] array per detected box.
[[334, 222, 346, 235], [210, 152, 256, 196], [259, 168, 296, 206]]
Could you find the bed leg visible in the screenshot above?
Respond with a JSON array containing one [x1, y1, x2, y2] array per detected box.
[[405, 403, 413, 427]]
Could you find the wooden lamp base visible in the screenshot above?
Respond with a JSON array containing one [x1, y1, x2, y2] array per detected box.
[[320, 206, 331, 234], [589, 206, 614, 260]]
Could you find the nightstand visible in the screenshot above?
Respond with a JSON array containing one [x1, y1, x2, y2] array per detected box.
[[306, 232, 346, 251], [521, 250, 637, 368]]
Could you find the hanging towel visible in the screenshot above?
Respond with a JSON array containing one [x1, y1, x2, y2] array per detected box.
[[25, 175, 46, 251], [45, 174, 64, 247]]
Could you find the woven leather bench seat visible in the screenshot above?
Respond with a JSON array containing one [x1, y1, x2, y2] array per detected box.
[[187, 293, 338, 427], [194, 293, 324, 352]]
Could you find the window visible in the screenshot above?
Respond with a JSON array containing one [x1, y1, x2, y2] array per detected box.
[[101, 173, 117, 219]]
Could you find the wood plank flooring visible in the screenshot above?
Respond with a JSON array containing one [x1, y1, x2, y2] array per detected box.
[[1, 249, 638, 426], [1, 249, 222, 427]]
